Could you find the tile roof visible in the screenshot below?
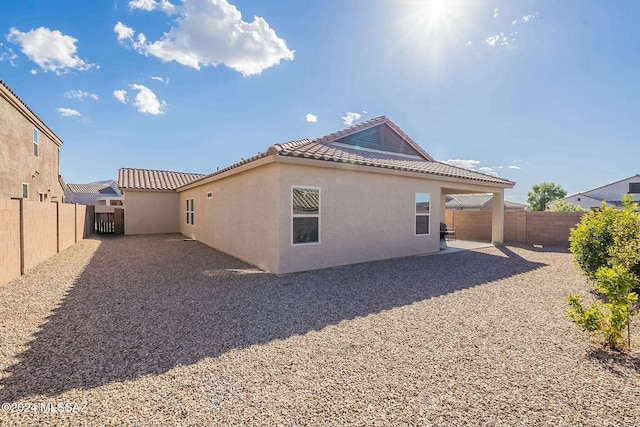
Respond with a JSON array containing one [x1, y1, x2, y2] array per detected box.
[[118, 168, 207, 190], [180, 116, 515, 189], [268, 117, 514, 186], [67, 183, 120, 195]]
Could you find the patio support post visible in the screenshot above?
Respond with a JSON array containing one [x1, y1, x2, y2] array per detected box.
[[491, 190, 504, 245]]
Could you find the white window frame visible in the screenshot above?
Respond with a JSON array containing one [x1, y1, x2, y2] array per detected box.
[[291, 186, 321, 246], [33, 128, 39, 157], [415, 192, 430, 236], [22, 183, 29, 199], [186, 199, 194, 225]]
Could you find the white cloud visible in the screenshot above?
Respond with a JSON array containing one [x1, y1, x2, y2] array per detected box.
[[341, 112, 361, 126], [512, 12, 540, 25], [151, 76, 170, 85], [6, 27, 95, 74], [114, 22, 135, 42], [129, 0, 177, 14], [66, 90, 98, 101], [482, 32, 516, 47], [466, 41, 472, 46], [306, 113, 318, 123], [130, 84, 167, 115], [113, 89, 128, 104], [443, 159, 481, 170], [493, 8, 499, 19], [57, 107, 81, 117], [117, 0, 294, 76], [508, 165, 521, 170], [0, 43, 17, 65]]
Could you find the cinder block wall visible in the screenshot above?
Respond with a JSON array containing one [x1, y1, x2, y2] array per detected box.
[[58, 202, 77, 251], [446, 210, 586, 247], [0, 199, 21, 287], [0, 200, 94, 287], [22, 201, 57, 271]]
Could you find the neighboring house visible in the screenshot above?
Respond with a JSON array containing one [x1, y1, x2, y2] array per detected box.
[[0, 79, 64, 202], [559, 174, 640, 210], [118, 116, 515, 274], [446, 194, 527, 211], [64, 181, 124, 212], [118, 169, 206, 234]]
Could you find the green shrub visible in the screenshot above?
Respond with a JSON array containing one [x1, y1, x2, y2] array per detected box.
[[567, 267, 638, 350], [569, 195, 640, 282]]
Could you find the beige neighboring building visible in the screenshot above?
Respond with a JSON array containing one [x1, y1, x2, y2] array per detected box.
[[0, 80, 64, 202], [118, 169, 206, 235], [119, 116, 515, 274]]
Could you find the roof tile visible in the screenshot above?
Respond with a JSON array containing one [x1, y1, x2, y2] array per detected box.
[[118, 168, 206, 190]]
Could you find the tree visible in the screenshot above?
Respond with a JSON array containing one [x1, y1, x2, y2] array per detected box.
[[527, 182, 567, 211], [548, 200, 584, 212]]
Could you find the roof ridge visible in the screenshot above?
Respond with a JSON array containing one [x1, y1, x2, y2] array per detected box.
[[1, 79, 64, 146], [119, 167, 206, 176]]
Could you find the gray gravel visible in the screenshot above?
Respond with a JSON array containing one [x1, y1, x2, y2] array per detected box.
[[0, 234, 639, 426]]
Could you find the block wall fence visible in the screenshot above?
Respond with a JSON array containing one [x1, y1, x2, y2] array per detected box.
[[445, 210, 586, 247], [0, 199, 94, 286]]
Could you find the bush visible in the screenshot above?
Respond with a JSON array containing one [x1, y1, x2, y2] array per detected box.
[[567, 267, 638, 350], [569, 195, 640, 282]]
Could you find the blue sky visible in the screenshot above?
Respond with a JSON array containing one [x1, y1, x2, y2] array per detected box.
[[1, 0, 638, 204]]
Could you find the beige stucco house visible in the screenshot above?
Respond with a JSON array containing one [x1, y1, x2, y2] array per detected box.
[[0, 80, 64, 202], [119, 116, 514, 274]]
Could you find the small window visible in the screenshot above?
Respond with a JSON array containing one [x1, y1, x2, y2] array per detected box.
[[629, 183, 640, 194], [38, 193, 45, 202], [292, 187, 320, 244], [415, 193, 430, 235], [33, 128, 39, 157], [186, 199, 194, 225], [22, 183, 29, 199], [206, 192, 213, 199]]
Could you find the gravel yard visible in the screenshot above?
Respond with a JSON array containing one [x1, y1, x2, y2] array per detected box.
[[0, 234, 639, 426]]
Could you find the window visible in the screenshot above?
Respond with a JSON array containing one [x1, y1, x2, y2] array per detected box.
[[292, 187, 320, 244], [33, 128, 39, 157], [38, 193, 46, 202], [22, 183, 29, 199], [415, 193, 430, 235], [186, 199, 194, 225], [629, 183, 640, 193], [206, 191, 213, 199]]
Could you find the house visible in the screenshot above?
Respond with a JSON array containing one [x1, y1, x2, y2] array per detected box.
[[64, 181, 124, 212], [118, 116, 515, 274], [118, 169, 206, 234], [446, 194, 527, 211], [559, 174, 640, 210], [0, 80, 65, 202]]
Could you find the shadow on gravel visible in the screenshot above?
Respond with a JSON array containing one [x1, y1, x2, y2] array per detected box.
[[586, 348, 640, 375], [0, 234, 547, 401]]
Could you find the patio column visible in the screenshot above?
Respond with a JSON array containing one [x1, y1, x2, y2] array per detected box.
[[491, 190, 504, 245], [440, 192, 447, 225]]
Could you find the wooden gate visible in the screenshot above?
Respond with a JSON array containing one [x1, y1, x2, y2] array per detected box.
[[95, 212, 114, 234], [95, 209, 124, 234]]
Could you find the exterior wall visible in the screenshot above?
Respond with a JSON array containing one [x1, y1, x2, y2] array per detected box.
[[124, 189, 180, 235], [57, 202, 77, 252], [179, 163, 281, 273], [0, 199, 21, 287], [563, 194, 603, 210], [586, 175, 640, 201], [0, 200, 93, 286], [0, 84, 63, 202], [22, 201, 58, 271], [276, 163, 442, 274], [446, 210, 585, 247]]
